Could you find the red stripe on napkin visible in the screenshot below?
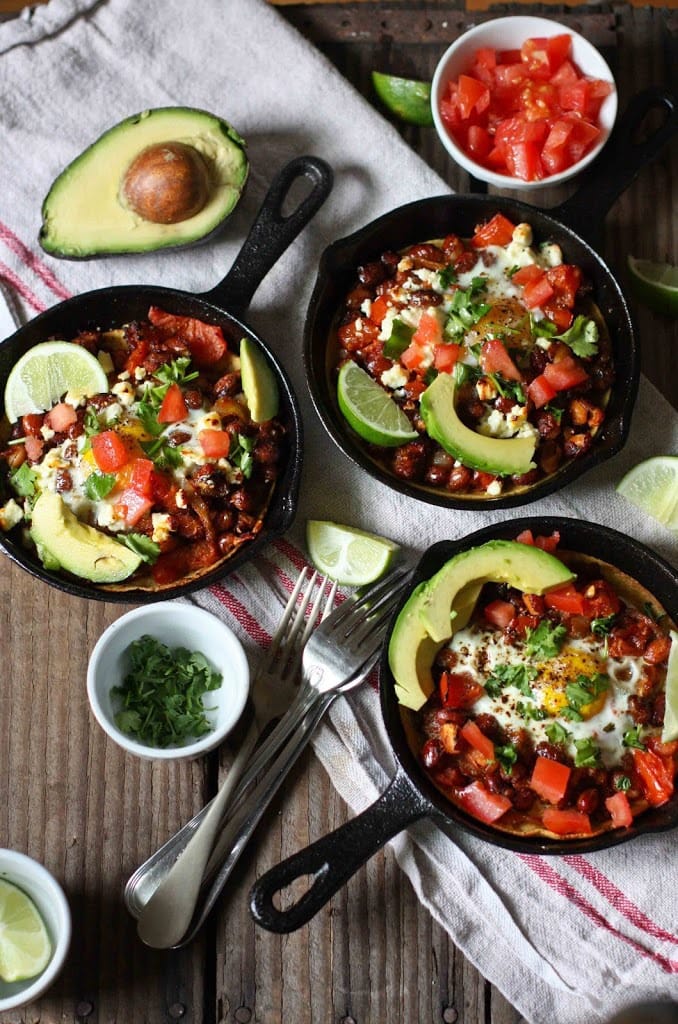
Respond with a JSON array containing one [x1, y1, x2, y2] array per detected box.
[[209, 578, 271, 646], [0, 221, 71, 300], [0, 259, 46, 312], [522, 855, 678, 973]]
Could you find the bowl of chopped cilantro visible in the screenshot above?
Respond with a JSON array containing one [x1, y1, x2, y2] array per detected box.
[[86, 603, 249, 759]]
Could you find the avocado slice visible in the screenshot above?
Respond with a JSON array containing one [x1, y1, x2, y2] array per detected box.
[[39, 107, 249, 258], [420, 371, 536, 477], [31, 491, 142, 583], [240, 337, 279, 423], [388, 540, 575, 710]]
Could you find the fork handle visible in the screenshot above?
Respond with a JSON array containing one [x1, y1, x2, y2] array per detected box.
[[249, 766, 430, 933]]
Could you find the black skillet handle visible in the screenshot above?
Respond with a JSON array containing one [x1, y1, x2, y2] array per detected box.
[[200, 155, 333, 315], [249, 766, 430, 933], [551, 87, 677, 250]]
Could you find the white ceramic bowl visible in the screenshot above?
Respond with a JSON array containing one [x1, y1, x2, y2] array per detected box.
[[87, 602, 250, 760], [431, 15, 617, 189], [0, 850, 71, 1013]]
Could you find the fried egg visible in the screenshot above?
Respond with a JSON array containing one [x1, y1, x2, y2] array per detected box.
[[447, 624, 644, 767]]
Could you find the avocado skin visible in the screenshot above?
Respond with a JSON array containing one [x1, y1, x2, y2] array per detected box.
[[420, 371, 536, 477], [388, 539, 575, 710], [31, 491, 142, 583], [39, 107, 249, 259]]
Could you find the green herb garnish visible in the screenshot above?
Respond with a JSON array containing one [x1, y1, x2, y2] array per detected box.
[[496, 744, 518, 774], [591, 614, 616, 637], [485, 662, 537, 698], [545, 721, 570, 745], [382, 318, 415, 360], [622, 726, 646, 751], [564, 673, 609, 717], [438, 265, 457, 290], [615, 775, 632, 792], [9, 461, 37, 499], [554, 315, 599, 358], [112, 635, 222, 747], [574, 737, 600, 767], [444, 278, 490, 339], [229, 433, 256, 479], [118, 533, 161, 565], [84, 471, 117, 501], [524, 620, 568, 659]]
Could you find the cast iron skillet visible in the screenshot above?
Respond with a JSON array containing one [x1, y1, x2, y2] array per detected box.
[[304, 87, 677, 510], [0, 155, 333, 602], [250, 515, 678, 934]]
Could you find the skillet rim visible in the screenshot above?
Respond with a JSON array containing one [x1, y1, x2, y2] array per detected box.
[[303, 191, 639, 511], [379, 515, 678, 855]]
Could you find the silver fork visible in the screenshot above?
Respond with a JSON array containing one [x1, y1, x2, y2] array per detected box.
[[129, 568, 335, 944], [139, 563, 411, 949]]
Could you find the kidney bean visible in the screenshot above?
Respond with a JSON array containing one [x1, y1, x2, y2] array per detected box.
[[644, 635, 671, 664], [535, 409, 561, 440], [421, 739, 444, 769], [404, 242, 447, 269], [563, 432, 593, 459], [392, 439, 428, 481], [425, 464, 451, 487], [358, 260, 388, 288], [512, 469, 541, 488], [442, 234, 465, 263], [183, 388, 204, 410], [408, 289, 443, 308], [55, 469, 73, 493], [454, 251, 477, 274], [576, 788, 600, 815], [447, 465, 473, 492], [627, 694, 653, 726]]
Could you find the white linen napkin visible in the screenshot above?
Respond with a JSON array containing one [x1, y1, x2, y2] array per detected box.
[[0, 2, 676, 1022]]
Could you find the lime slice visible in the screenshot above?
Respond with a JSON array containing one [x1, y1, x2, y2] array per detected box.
[[627, 256, 678, 318], [337, 361, 418, 447], [662, 630, 678, 742], [307, 520, 399, 585], [372, 71, 434, 126], [0, 878, 52, 983], [4, 340, 108, 423], [616, 456, 678, 528]]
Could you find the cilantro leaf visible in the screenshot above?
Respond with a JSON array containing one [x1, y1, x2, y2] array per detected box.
[[118, 533, 160, 565], [622, 726, 646, 751], [496, 744, 518, 774], [615, 775, 631, 792], [485, 663, 537, 698], [524, 620, 567, 659], [565, 673, 609, 715], [545, 721, 570, 745], [554, 315, 599, 358], [574, 737, 600, 767], [383, 318, 414, 360], [444, 279, 490, 338], [85, 471, 117, 501], [591, 614, 616, 637], [438, 265, 457, 290], [10, 461, 37, 499]]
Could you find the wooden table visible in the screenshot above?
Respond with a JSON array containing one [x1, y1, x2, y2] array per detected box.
[[1, 4, 676, 1023]]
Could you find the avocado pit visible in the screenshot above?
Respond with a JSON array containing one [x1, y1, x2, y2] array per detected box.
[[121, 141, 211, 224]]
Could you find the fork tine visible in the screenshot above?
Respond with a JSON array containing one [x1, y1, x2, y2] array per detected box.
[[260, 567, 308, 670], [345, 588, 404, 651], [328, 566, 410, 628], [298, 575, 336, 650]]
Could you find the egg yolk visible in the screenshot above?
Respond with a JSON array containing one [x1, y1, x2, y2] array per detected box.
[[535, 646, 608, 719]]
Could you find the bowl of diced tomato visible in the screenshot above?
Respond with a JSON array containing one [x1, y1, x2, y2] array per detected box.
[[431, 16, 617, 188]]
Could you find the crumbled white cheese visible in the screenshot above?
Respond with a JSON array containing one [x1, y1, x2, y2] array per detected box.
[[40, 424, 56, 441], [476, 377, 497, 402], [63, 390, 85, 408], [101, 401, 122, 423], [175, 488, 188, 509], [111, 381, 135, 407], [197, 411, 222, 433], [540, 243, 563, 267], [486, 480, 503, 497], [360, 298, 372, 317], [380, 364, 409, 390], [512, 223, 533, 247], [0, 498, 23, 531], [151, 512, 172, 544], [506, 404, 528, 432], [134, 366, 147, 381], [379, 308, 398, 343], [413, 268, 440, 288]]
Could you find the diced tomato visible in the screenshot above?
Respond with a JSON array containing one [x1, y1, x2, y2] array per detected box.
[[543, 355, 589, 391], [157, 382, 189, 424], [544, 582, 585, 615], [461, 720, 495, 761], [400, 342, 427, 372], [433, 343, 461, 373], [631, 748, 675, 807], [125, 337, 149, 375], [520, 36, 551, 77], [457, 74, 490, 120], [530, 755, 571, 804], [546, 34, 572, 71], [516, 529, 535, 546], [527, 373, 557, 409], [511, 264, 543, 287], [479, 338, 522, 382], [439, 671, 484, 709], [148, 307, 227, 367], [545, 264, 582, 308], [582, 579, 621, 619], [412, 311, 443, 349], [91, 430, 130, 473], [466, 124, 492, 161], [522, 275, 555, 310], [550, 59, 579, 88], [475, 46, 497, 72], [506, 140, 544, 182], [198, 428, 231, 459], [113, 487, 153, 527], [567, 118, 602, 162], [494, 62, 525, 90], [533, 530, 560, 553], [542, 807, 592, 836], [24, 435, 44, 462], [542, 303, 574, 332], [458, 781, 511, 824], [541, 119, 574, 175], [129, 458, 155, 498], [484, 599, 515, 630], [45, 402, 78, 432], [605, 791, 633, 828], [471, 213, 516, 248], [370, 295, 390, 326]]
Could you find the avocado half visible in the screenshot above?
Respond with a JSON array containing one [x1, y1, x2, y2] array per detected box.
[[39, 107, 249, 259]]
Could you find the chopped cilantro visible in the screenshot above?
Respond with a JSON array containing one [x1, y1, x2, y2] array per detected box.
[[516, 701, 547, 721], [524, 620, 567, 659], [83, 405, 102, 437], [229, 433, 256, 479], [622, 726, 646, 750], [488, 373, 526, 405], [554, 315, 599, 358], [545, 721, 570, 745], [141, 437, 183, 470], [154, 356, 198, 388], [496, 744, 518, 774], [543, 403, 563, 424], [438, 264, 457, 290], [85, 471, 117, 501], [485, 663, 537, 698], [112, 635, 222, 747], [383, 318, 414, 360], [444, 279, 490, 339], [574, 737, 600, 767], [565, 673, 609, 715], [615, 775, 631, 792], [591, 614, 616, 637], [10, 461, 37, 499], [530, 315, 557, 340]]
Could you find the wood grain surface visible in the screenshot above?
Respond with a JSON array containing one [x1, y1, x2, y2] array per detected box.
[[1, 4, 676, 1024]]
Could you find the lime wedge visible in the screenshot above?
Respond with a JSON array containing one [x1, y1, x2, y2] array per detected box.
[[337, 361, 418, 447], [307, 520, 399, 585], [616, 456, 678, 528], [662, 630, 678, 743], [372, 71, 434, 126], [627, 256, 678, 318], [0, 878, 52, 983], [4, 340, 108, 423]]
